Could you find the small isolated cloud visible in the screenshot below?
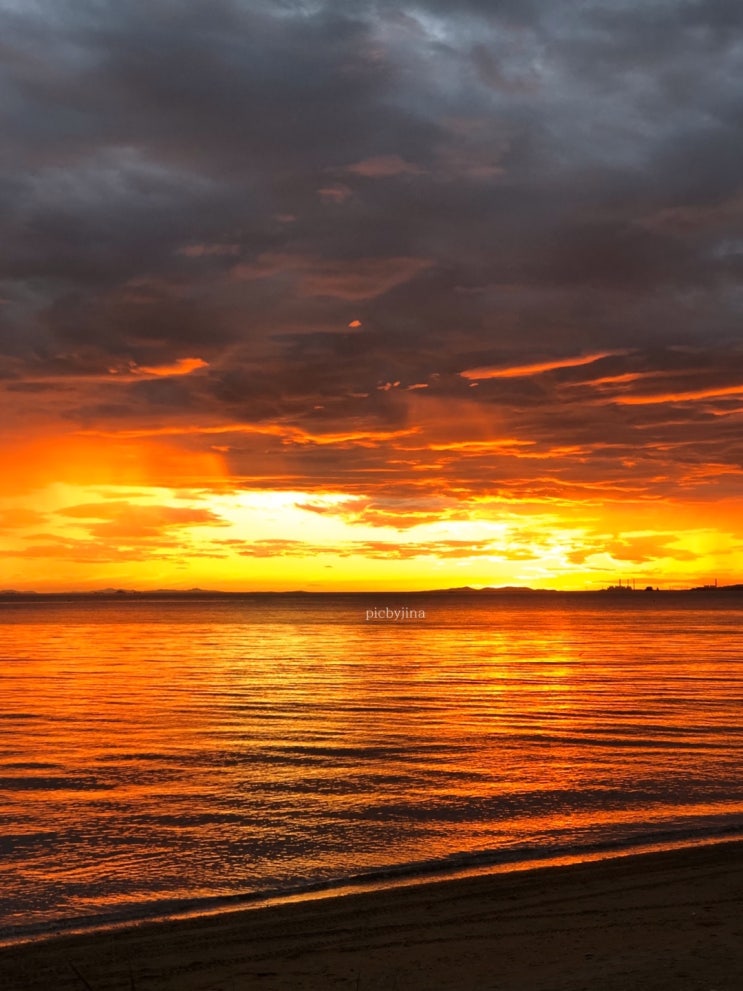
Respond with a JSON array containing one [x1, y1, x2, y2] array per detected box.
[[344, 155, 425, 178], [178, 243, 240, 257], [318, 185, 352, 203], [137, 358, 209, 377]]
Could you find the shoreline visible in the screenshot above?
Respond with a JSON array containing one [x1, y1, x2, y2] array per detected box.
[[3, 828, 743, 951], [2, 838, 742, 990]]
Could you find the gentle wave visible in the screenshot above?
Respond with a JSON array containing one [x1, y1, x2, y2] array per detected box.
[[4, 821, 743, 948]]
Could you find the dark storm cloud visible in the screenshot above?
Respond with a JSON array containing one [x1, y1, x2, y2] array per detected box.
[[2, 0, 743, 498]]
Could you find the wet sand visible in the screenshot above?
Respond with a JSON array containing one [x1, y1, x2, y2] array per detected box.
[[1, 840, 742, 990]]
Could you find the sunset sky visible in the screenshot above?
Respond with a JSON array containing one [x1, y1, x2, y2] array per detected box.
[[2, 0, 743, 591]]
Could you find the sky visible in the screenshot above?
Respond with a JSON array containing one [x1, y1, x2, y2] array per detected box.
[[1, 0, 743, 591]]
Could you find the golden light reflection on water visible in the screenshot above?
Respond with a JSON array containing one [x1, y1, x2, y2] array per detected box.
[[1, 595, 742, 940]]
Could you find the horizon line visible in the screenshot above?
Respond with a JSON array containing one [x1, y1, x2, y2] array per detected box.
[[1, 584, 741, 598]]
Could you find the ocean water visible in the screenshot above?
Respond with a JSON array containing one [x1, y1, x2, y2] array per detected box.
[[1, 592, 742, 944]]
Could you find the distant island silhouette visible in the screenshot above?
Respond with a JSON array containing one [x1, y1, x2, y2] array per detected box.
[[1, 584, 743, 601]]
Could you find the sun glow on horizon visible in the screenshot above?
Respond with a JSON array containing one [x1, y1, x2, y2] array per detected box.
[[1, 466, 741, 592]]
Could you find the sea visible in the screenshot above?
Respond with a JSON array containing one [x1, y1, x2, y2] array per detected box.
[[1, 591, 742, 945]]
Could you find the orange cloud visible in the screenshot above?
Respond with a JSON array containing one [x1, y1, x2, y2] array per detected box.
[[0, 433, 227, 494], [461, 351, 627, 380], [427, 439, 534, 453], [612, 384, 743, 405], [568, 534, 698, 565], [56, 501, 229, 539], [76, 422, 420, 448], [0, 508, 47, 530], [137, 357, 209, 377], [220, 537, 520, 560]]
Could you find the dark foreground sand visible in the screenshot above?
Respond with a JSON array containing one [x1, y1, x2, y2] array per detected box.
[[2, 841, 742, 991]]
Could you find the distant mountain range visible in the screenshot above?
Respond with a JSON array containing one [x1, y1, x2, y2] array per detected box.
[[2, 584, 743, 599]]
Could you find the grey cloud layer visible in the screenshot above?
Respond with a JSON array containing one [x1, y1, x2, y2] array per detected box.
[[1, 0, 743, 495]]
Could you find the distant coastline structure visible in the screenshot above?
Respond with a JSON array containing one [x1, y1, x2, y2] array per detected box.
[[602, 578, 635, 592]]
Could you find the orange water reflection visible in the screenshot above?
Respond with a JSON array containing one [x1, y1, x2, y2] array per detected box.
[[1, 597, 742, 937]]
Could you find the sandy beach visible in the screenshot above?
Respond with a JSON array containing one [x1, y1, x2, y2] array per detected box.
[[1, 840, 742, 991]]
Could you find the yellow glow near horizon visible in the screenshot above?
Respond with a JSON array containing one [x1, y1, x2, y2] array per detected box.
[[1, 474, 741, 591]]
